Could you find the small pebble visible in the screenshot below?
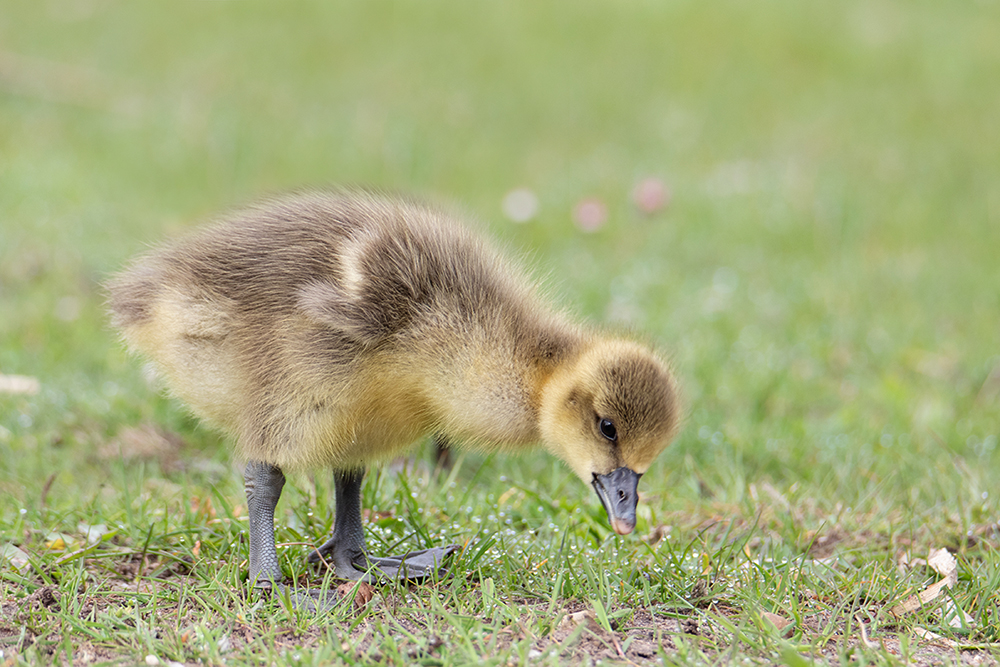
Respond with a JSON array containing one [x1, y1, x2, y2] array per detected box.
[[145, 656, 159, 666], [573, 197, 607, 232]]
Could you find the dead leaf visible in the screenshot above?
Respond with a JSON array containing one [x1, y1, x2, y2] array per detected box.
[[43, 532, 75, 550], [927, 548, 957, 584], [557, 610, 604, 636], [762, 611, 795, 638], [1, 543, 30, 571], [559, 610, 595, 628], [336, 580, 375, 610], [891, 576, 953, 617], [941, 596, 974, 630], [891, 547, 960, 617], [897, 550, 926, 574]]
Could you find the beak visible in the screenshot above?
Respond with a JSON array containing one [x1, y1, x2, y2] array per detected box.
[[591, 467, 641, 535]]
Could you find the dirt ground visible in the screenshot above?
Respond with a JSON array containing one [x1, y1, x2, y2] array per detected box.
[[2, 577, 999, 666]]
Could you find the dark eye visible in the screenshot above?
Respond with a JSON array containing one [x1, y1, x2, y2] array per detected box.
[[599, 418, 617, 442]]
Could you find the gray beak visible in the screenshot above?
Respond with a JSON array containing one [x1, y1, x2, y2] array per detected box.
[[591, 467, 641, 535]]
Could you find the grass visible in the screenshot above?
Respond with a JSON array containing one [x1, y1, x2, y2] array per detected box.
[[2, 1, 999, 664]]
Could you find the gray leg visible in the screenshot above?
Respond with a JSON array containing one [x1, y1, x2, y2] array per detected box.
[[243, 460, 285, 589], [308, 468, 368, 578], [245, 461, 346, 612], [308, 468, 458, 581]]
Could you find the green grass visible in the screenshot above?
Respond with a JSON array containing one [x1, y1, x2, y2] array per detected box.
[[2, 1, 1000, 664]]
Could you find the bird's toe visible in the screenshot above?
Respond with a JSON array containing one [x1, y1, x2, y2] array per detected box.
[[367, 544, 460, 580]]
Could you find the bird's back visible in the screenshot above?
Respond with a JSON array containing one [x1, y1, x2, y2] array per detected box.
[[108, 192, 574, 469]]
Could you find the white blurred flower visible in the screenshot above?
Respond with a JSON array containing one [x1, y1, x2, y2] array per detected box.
[[501, 188, 539, 223]]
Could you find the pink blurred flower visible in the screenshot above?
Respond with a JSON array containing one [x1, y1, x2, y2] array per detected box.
[[573, 197, 608, 232], [632, 177, 671, 215]]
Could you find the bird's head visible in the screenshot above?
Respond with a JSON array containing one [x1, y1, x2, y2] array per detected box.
[[538, 339, 680, 535]]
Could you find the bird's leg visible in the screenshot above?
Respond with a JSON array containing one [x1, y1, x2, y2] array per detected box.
[[244, 461, 343, 613], [243, 460, 286, 589], [308, 467, 458, 581], [432, 433, 452, 470], [308, 468, 369, 579]]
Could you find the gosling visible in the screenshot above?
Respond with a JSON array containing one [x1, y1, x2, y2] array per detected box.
[[108, 191, 680, 592]]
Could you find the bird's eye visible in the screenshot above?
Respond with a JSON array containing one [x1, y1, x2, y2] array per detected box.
[[599, 418, 617, 442]]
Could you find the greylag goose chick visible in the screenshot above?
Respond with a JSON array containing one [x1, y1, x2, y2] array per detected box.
[[108, 190, 680, 596]]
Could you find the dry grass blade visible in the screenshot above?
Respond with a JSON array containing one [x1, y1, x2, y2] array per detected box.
[[890, 578, 952, 617], [890, 547, 958, 617], [854, 614, 881, 650], [912, 626, 958, 648], [908, 627, 1000, 651]]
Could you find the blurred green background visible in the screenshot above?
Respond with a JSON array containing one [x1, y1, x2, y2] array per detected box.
[[2, 0, 999, 532]]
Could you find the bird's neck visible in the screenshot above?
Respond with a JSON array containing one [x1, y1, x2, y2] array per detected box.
[[424, 316, 582, 450]]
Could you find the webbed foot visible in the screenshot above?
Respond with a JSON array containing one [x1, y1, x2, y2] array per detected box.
[[307, 467, 460, 582], [308, 540, 459, 582]]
